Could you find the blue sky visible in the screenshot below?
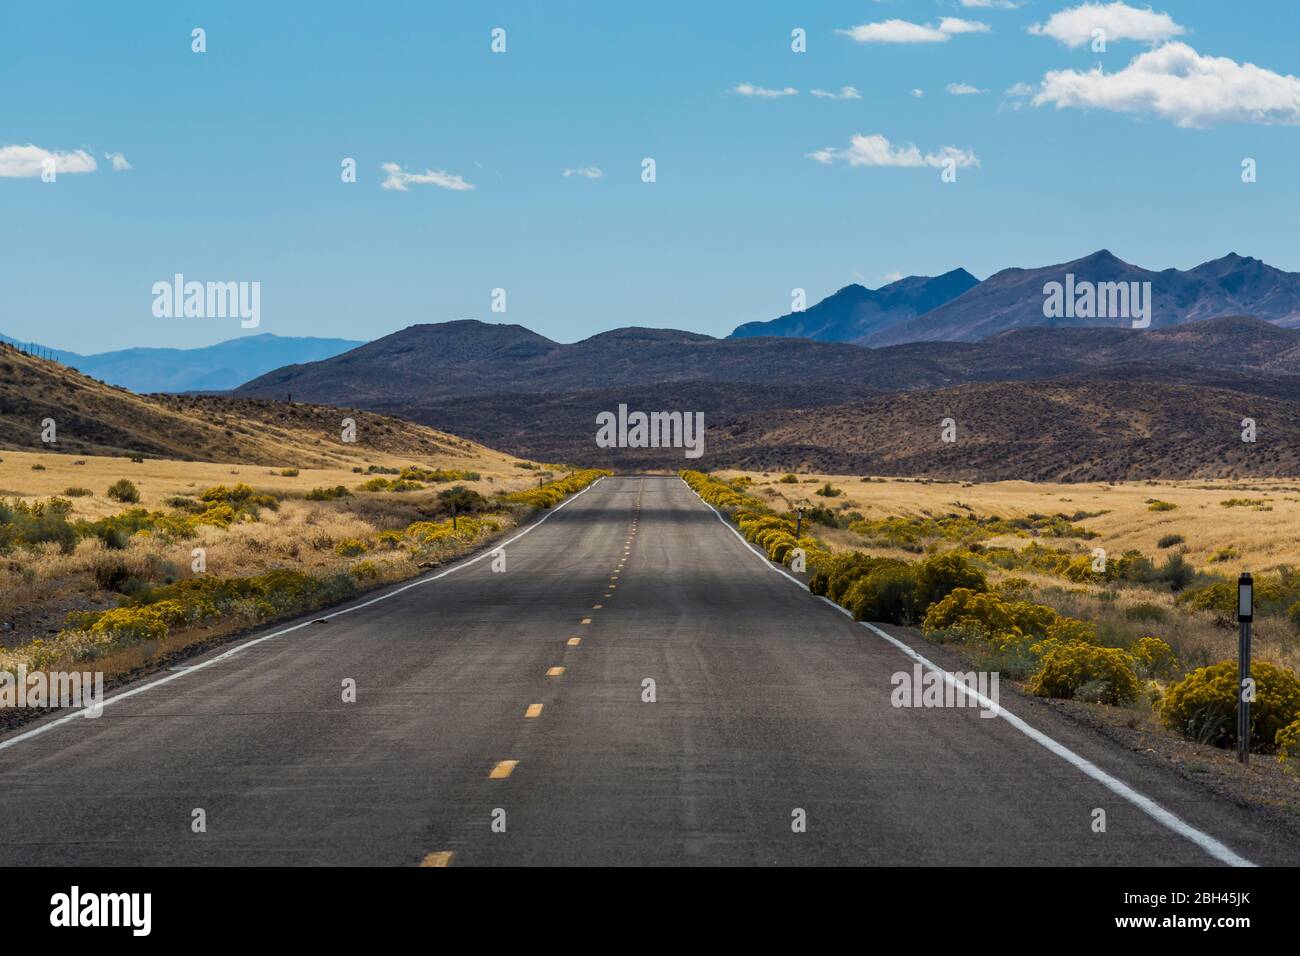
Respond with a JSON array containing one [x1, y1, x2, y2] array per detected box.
[[3, 1, 1300, 352]]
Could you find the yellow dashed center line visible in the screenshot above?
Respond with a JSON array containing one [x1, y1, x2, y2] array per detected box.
[[567, 637, 581, 646], [593, 604, 603, 609], [581, 618, 592, 625], [489, 760, 519, 779], [420, 851, 455, 867], [547, 666, 566, 677], [525, 703, 543, 718]]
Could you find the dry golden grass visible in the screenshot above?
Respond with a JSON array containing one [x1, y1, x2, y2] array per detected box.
[[0, 447, 549, 647], [731, 471, 1300, 572], [724, 469, 1300, 674]]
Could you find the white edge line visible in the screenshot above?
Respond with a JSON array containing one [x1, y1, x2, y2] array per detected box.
[[682, 477, 1255, 868], [0, 477, 608, 755]]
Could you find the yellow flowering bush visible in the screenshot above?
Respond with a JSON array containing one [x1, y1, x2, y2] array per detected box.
[[1159, 660, 1300, 752], [1028, 642, 1139, 704]]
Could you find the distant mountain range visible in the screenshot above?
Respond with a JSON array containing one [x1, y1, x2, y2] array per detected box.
[[730, 268, 979, 344], [232, 315, 1300, 478], [729, 251, 1300, 346], [0, 333, 362, 394]]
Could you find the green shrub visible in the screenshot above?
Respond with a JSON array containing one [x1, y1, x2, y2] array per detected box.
[[334, 539, 368, 557], [1278, 717, 1300, 766], [1146, 499, 1176, 512], [306, 485, 352, 500], [106, 479, 141, 503], [62, 487, 92, 498], [1160, 660, 1300, 751], [814, 482, 842, 498], [778, 474, 799, 484]]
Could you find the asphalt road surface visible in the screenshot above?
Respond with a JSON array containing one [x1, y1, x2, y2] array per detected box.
[[0, 476, 1293, 866]]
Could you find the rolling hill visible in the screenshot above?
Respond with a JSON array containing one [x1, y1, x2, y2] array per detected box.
[[0, 343, 498, 467]]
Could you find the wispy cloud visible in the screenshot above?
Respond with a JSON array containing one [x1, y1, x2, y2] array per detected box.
[[882, 271, 905, 282], [1026, 41, 1300, 127], [961, 0, 1021, 8], [105, 151, 132, 171], [0, 144, 97, 178], [811, 86, 862, 100], [836, 17, 989, 43], [732, 83, 798, 98], [911, 88, 925, 97], [380, 162, 475, 191], [806, 133, 979, 169], [1028, 2, 1186, 47], [946, 82, 987, 95], [562, 166, 603, 179]]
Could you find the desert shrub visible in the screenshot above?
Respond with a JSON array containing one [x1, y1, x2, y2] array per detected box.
[[349, 560, 381, 581], [1219, 498, 1268, 509], [438, 485, 489, 514], [200, 483, 278, 511], [0, 498, 78, 554], [1157, 533, 1185, 549], [1277, 717, 1300, 765], [106, 479, 141, 503], [814, 482, 842, 498], [1146, 499, 1176, 512], [805, 505, 840, 528], [1156, 552, 1195, 592], [62, 487, 92, 497], [1130, 636, 1178, 678], [845, 563, 920, 624], [306, 485, 352, 500], [915, 552, 987, 610], [280, 468, 300, 477], [89, 606, 168, 642], [334, 539, 368, 557], [31, 463, 45, 471], [778, 474, 799, 484], [358, 477, 392, 492], [1160, 660, 1300, 752], [1028, 642, 1139, 704], [995, 577, 1032, 600], [1209, 547, 1239, 563], [376, 530, 404, 549], [1288, 600, 1300, 632], [506, 469, 612, 508]]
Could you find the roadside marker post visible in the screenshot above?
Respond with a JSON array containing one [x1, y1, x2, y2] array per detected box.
[[1237, 572, 1253, 765]]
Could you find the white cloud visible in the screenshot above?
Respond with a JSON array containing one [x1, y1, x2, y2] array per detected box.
[[911, 88, 925, 97], [380, 162, 475, 191], [806, 133, 979, 169], [961, 0, 1021, 7], [733, 83, 798, 98], [105, 151, 132, 171], [882, 271, 905, 282], [811, 86, 862, 100], [563, 166, 603, 179], [0, 144, 97, 178], [836, 18, 989, 43], [946, 82, 987, 95], [1030, 41, 1300, 128], [1028, 2, 1186, 47]]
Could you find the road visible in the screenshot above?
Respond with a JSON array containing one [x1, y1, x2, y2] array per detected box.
[[0, 476, 1292, 866]]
